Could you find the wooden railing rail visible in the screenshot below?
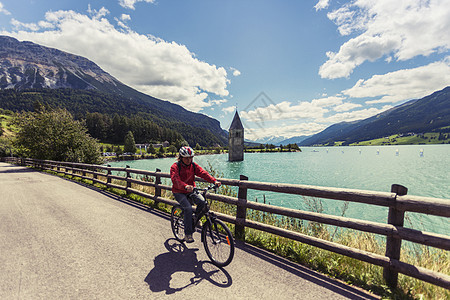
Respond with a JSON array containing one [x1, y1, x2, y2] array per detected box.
[[3, 157, 449, 290]]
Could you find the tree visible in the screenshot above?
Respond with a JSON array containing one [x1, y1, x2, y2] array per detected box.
[[124, 131, 137, 154], [148, 143, 156, 154], [167, 145, 177, 155], [290, 143, 300, 151], [13, 108, 102, 164], [0, 136, 13, 157], [115, 146, 123, 157], [158, 145, 165, 155]]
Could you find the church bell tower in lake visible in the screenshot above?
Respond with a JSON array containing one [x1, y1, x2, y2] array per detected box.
[[228, 111, 244, 162]]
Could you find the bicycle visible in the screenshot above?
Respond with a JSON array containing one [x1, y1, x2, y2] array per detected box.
[[170, 185, 235, 267]]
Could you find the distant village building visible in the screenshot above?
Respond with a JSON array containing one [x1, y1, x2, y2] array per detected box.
[[135, 141, 170, 154], [228, 111, 244, 161]]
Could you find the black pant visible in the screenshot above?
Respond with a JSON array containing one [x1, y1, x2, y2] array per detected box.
[[174, 192, 206, 235]]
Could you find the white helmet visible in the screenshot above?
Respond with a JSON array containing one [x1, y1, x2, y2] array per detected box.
[[179, 146, 195, 157]]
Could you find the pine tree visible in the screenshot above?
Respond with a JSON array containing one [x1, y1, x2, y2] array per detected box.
[[124, 131, 137, 154]]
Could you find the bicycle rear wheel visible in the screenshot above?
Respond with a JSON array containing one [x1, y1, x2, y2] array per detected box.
[[171, 205, 185, 242], [202, 218, 234, 267]]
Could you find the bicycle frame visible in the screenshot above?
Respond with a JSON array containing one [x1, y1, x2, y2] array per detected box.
[[189, 186, 217, 232]]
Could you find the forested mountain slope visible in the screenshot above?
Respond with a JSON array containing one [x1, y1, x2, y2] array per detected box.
[[0, 35, 227, 146]]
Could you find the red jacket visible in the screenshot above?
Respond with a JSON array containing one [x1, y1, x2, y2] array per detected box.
[[170, 161, 217, 194]]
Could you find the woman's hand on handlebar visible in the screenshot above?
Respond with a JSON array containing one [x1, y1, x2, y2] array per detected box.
[[214, 181, 221, 187], [185, 185, 194, 192]]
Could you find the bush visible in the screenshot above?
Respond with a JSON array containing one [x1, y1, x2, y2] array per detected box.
[[13, 108, 102, 164], [0, 136, 13, 157]]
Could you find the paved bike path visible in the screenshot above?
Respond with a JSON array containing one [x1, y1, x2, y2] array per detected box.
[[0, 163, 379, 299]]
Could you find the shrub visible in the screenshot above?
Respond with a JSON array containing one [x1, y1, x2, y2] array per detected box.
[[13, 108, 102, 164]]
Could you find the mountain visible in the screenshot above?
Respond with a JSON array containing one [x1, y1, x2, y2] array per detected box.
[[300, 86, 450, 146], [252, 135, 288, 145], [279, 135, 311, 145], [252, 135, 311, 146], [0, 35, 227, 145]]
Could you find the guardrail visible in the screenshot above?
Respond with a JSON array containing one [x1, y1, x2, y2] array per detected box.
[[3, 157, 449, 290]]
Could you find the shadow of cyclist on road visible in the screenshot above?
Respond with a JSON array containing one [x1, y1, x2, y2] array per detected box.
[[144, 239, 232, 295]]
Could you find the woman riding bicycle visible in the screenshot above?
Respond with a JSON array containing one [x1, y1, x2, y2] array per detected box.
[[170, 146, 221, 243]]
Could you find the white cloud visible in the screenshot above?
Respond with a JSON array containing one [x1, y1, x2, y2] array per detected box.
[[320, 35, 399, 79], [230, 67, 241, 77], [121, 14, 131, 21], [343, 57, 450, 104], [241, 100, 327, 123], [314, 0, 330, 11], [241, 95, 349, 124], [119, 0, 155, 10], [0, 2, 10, 15], [333, 102, 362, 112], [115, 13, 130, 29], [320, 0, 450, 79], [2, 8, 230, 112], [222, 106, 235, 114], [11, 19, 40, 31], [239, 92, 396, 139], [240, 97, 395, 140], [211, 99, 227, 106], [115, 20, 128, 29], [87, 5, 109, 19], [311, 95, 344, 107], [326, 4, 367, 36], [245, 122, 328, 141], [319, 105, 393, 124]]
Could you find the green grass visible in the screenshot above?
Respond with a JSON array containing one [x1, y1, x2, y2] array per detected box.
[[0, 114, 18, 137], [350, 133, 450, 146]]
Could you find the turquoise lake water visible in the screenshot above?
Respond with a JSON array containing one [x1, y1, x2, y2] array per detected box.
[[108, 145, 449, 235]]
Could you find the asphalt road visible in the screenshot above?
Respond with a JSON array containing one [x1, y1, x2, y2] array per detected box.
[[0, 162, 380, 299]]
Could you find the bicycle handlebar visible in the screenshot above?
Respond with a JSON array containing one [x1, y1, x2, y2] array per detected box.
[[192, 184, 219, 194]]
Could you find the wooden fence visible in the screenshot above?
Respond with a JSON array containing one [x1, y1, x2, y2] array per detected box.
[[3, 157, 449, 290]]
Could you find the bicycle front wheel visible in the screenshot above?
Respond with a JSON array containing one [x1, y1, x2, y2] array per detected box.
[[171, 205, 185, 242], [202, 218, 234, 267]]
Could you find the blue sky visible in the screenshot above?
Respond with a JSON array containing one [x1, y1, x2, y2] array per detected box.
[[1, 0, 449, 141]]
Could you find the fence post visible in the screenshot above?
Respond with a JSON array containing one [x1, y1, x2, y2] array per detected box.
[[126, 165, 131, 195], [107, 165, 112, 186], [235, 175, 248, 240], [384, 184, 408, 289], [154, 168, 161, 205]]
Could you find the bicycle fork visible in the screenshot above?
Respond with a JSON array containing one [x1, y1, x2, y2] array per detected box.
[[201, 217, 232, 246], [200, 215, 212, 243]]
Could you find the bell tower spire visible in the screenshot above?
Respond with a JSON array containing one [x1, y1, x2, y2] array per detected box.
[[228, 110, 244, 161]]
